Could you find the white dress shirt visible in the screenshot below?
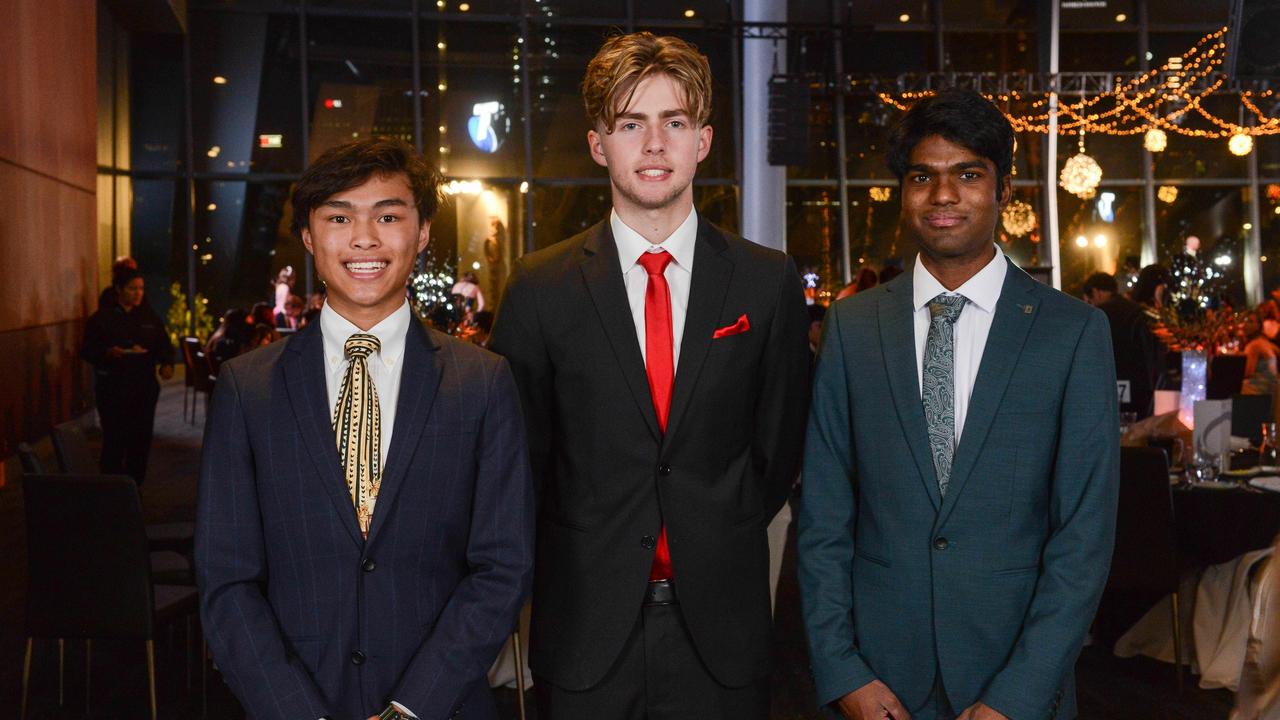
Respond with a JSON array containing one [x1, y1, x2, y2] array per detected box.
[[912, 245, 1008, 443], [613, 207, 698, 373], [320, 298, 411, 465]]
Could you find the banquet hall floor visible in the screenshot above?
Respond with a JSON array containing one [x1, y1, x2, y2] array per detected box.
[[0, 373, 1238, 718]]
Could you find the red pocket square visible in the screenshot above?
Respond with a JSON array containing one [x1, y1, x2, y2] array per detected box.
[[712, 314, 750, 339]]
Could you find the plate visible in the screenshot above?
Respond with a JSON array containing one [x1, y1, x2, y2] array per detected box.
[[1249, 476, 1280, 493]]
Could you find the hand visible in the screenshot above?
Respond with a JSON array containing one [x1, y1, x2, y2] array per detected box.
[[158, 364, 175, 381], [956, 702, 1009, 720], [367, 716, 379, 720], [835, 680, 912, 720]]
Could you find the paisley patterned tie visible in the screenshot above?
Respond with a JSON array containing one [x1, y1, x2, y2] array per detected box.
[[333, 333, 382, 537], [922, 294, 968, 497]]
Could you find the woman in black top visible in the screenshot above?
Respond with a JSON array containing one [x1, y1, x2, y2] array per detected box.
[[81, 268, 175, 484]]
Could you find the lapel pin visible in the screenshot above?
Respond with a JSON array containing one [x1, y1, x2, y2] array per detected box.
[[1021, 304, 1033, 314]]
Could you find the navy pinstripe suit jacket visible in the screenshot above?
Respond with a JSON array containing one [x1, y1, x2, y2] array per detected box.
[[196, 318, 534, 720]]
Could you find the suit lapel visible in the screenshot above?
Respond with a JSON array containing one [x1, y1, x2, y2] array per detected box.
[[580, 221, 662, 441], [938, 260, 1039, 527], [878, 274, 942, 511], [366, 320, 443, 546], [663, 219, 732, 443], [282, 323, 364, 548]]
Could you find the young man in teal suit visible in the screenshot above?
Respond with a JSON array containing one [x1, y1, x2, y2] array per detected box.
[[798, 89, 1119, 720]]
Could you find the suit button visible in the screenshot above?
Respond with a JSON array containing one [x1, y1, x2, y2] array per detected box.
[[658, 464, 672, 476], [350, 650, 365, 665], [933, 537, 949, 551], [641, 535, 657, 549], [362, 558, 376, 572]]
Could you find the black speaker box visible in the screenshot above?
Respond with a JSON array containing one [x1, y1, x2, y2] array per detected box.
[[1228, 0, 1280, 78], [768, 76, 810, 167]]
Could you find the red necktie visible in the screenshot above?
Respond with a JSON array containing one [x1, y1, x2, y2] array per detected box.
[[637, 250, 675, 581]]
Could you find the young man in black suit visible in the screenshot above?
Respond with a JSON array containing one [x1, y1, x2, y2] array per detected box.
[[490, 32, 810, 720]]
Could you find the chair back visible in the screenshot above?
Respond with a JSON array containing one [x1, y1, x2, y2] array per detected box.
[[1234, 394, 1275, 447], [1232, 533, 1280, 720], [22, 474, 155, 640], [181, 337, 199, 389], [184, 337, 215, 393], [51, 421, 97, 474], [1096, 446, 1179, 647], [16, 442, 44, 475]]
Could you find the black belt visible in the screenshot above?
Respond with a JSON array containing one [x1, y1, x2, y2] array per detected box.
[[644, 579, 677, 606]]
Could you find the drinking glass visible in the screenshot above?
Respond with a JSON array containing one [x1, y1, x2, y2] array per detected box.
[[1261, 422, 1280, 471]]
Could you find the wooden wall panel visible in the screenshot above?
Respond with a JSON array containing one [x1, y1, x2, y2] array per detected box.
[[0, 0, 98, 454], [0, 0, 97, 192], [0, 164, 97, 334]]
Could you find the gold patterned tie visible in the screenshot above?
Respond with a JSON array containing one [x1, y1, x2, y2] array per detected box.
[[333, 333, 382, 537]]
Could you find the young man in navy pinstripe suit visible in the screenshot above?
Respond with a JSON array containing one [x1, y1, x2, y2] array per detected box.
[[197, 138, 534, 720]]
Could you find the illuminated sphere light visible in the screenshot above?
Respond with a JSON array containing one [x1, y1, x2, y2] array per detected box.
[[1143, 128, 1168, 153], [1000, 199, 1037, 237], [1157, 185, 1179, 204], [1060, 152, 1102, 199], [1074, 235, 1089, 248], [869, 187, 892, 202], [1228, 133, 1254, 156]]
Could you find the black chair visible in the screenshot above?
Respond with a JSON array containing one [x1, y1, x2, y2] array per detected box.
[[50, 421, 195, 554], [1234, 394, 1276, 447], [50, 421, 96, 475], [20, 474, 201, 720], [16, 442, 44, 475], [181, 337, 215, 424], [1097, 446, 1184, 690]]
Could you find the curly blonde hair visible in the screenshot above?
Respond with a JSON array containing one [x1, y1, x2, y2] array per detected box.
[[582, 32, 712, 132]]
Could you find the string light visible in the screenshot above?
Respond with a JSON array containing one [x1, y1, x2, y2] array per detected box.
[[1157, 185, 1179, 203], [869, 187, 892, 202], [1001, 199, 1037, 237], [876, 27, 1280, 141]]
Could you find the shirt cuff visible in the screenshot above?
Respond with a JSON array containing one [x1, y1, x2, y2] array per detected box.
[[391, 701, 418, 718]]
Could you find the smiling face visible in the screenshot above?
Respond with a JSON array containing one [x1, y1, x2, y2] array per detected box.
[[301, 172, 429, 330], [901, 134, 1010, 269], [587, 73, 712, 219]]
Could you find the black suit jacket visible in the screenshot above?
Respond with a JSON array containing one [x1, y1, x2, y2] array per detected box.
[[489, 217, 810, 690], [196, 319, 534, 720]]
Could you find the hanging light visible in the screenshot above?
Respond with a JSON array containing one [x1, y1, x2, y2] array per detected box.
[[1060, 129, 1102, 199], [1143, 128, 1168, 153], [1001, 199, 1037, 237], [869, 187, 892, 202], [1229, 132, 1254, 156], [1157, 185, 1179, 204]]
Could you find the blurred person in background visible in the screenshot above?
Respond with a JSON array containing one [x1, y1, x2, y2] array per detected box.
[[1083, 272, 1162, 419], [82, 267, 175, 484]]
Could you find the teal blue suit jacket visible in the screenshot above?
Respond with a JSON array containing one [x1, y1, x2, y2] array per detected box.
[[798, 260, 1119, 720]]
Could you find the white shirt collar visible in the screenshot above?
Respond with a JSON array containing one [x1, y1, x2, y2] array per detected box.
[[611, 206, 698, 272], [319, 298, 411, 369], [912, 244, 1007, 314]]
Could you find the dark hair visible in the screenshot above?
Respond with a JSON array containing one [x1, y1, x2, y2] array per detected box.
[[1082, 272, 1118, 295], [472, 310, 495, 334], [878, 265, 904, 284], [885, 88, 1015, 185], [291, 137, 442, 236], [1132, 264, 1171, 306], [807, 304, 827, 325], [113, 267, 142, 289], [855, 267, 879, 292]]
